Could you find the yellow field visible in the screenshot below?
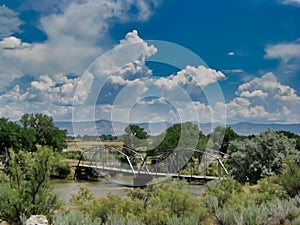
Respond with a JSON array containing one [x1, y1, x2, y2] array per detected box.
[[67, 141, 123, 147]]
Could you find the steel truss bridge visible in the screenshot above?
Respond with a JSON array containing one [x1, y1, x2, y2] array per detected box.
[[75, 145, 229, 186]]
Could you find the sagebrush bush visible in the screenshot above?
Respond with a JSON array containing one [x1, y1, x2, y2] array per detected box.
[[52, 212, 102, 225]]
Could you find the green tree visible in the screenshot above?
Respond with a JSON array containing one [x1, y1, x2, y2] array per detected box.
[[148, 122, 200, 166], [155, 122, 200, 151], [0, 147, 60, 224], [99, 134, 117, 141], [153, 123, 181, 152], [227, 129, 299, 183], [207, 125, 225, 151], [208, 126, 238, 153], [20, 113, 67, 152], [196, 131, 208, 151], [277, 130, 300, 151], [120, 124, 149, 149], [221, 127, 239, 154], [118, 125, 149, 165], [0, 118, 22, 170], [193, 131, 209, 170], [0, 118, 22, 155]]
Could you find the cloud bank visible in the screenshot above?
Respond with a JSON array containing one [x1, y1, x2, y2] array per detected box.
[[0, 0, 161, 89], [0, 0, 299, 126]]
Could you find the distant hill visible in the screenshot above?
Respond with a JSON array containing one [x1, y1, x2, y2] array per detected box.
[[229, 122, 300, 136], [192, 122, 299, 136], [55, 120, 300, 136]]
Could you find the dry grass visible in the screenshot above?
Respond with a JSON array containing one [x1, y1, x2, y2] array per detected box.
[[67, 141, 123, 147]]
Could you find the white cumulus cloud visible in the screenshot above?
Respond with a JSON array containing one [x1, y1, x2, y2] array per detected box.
[[240, 90, 268, 98], [226, 72, 300, 123], [264, 39, 300, 63], [153, 65, 225, 90], [0, 36, 21, 49], [237, 72, 299, 101]]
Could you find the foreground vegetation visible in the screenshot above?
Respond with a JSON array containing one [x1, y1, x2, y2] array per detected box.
[[0, 148, 60, 224], [0, 113, 300, 224], [52, 174, 300, 225]]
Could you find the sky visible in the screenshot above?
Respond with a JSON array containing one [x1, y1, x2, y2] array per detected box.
[[0, 0, 299, 126]]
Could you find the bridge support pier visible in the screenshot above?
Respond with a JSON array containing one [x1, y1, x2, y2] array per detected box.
[[75, 166, 102, 180], [133, 174, 153, 187]]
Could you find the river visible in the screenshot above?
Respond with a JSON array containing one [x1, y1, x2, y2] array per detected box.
[[52, 178, 207, 203]]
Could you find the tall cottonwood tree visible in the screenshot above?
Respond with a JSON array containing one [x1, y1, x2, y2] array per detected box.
[[155, 122, 200, 151], [20, 113, 67, 152]]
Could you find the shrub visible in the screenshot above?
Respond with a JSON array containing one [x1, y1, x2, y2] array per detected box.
[[227, 130, 299, 184], [63, 150, 82, 160], [67, 179, 208, 224], [52, 212, 102, 225], [203, 178, 243, 209], [274, 160, 300, 197], [166, 214, 200, 225], [265, 197, 300, 223], [0, 148, 60, 224], [213, 203, 266, 225]]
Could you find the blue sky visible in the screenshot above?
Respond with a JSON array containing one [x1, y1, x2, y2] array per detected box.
[[0, 0, 299, 125]]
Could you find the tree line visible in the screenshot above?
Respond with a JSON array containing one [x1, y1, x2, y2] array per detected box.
[[0, 113, 67, 154]]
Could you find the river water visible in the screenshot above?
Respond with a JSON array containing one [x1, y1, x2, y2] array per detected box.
[[52, 178, 207, 203]]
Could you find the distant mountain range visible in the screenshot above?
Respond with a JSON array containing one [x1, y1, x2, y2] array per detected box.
[[55, 120, 173, 136], [55, 120, 300, 136], [228, 122, 300, 136]]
